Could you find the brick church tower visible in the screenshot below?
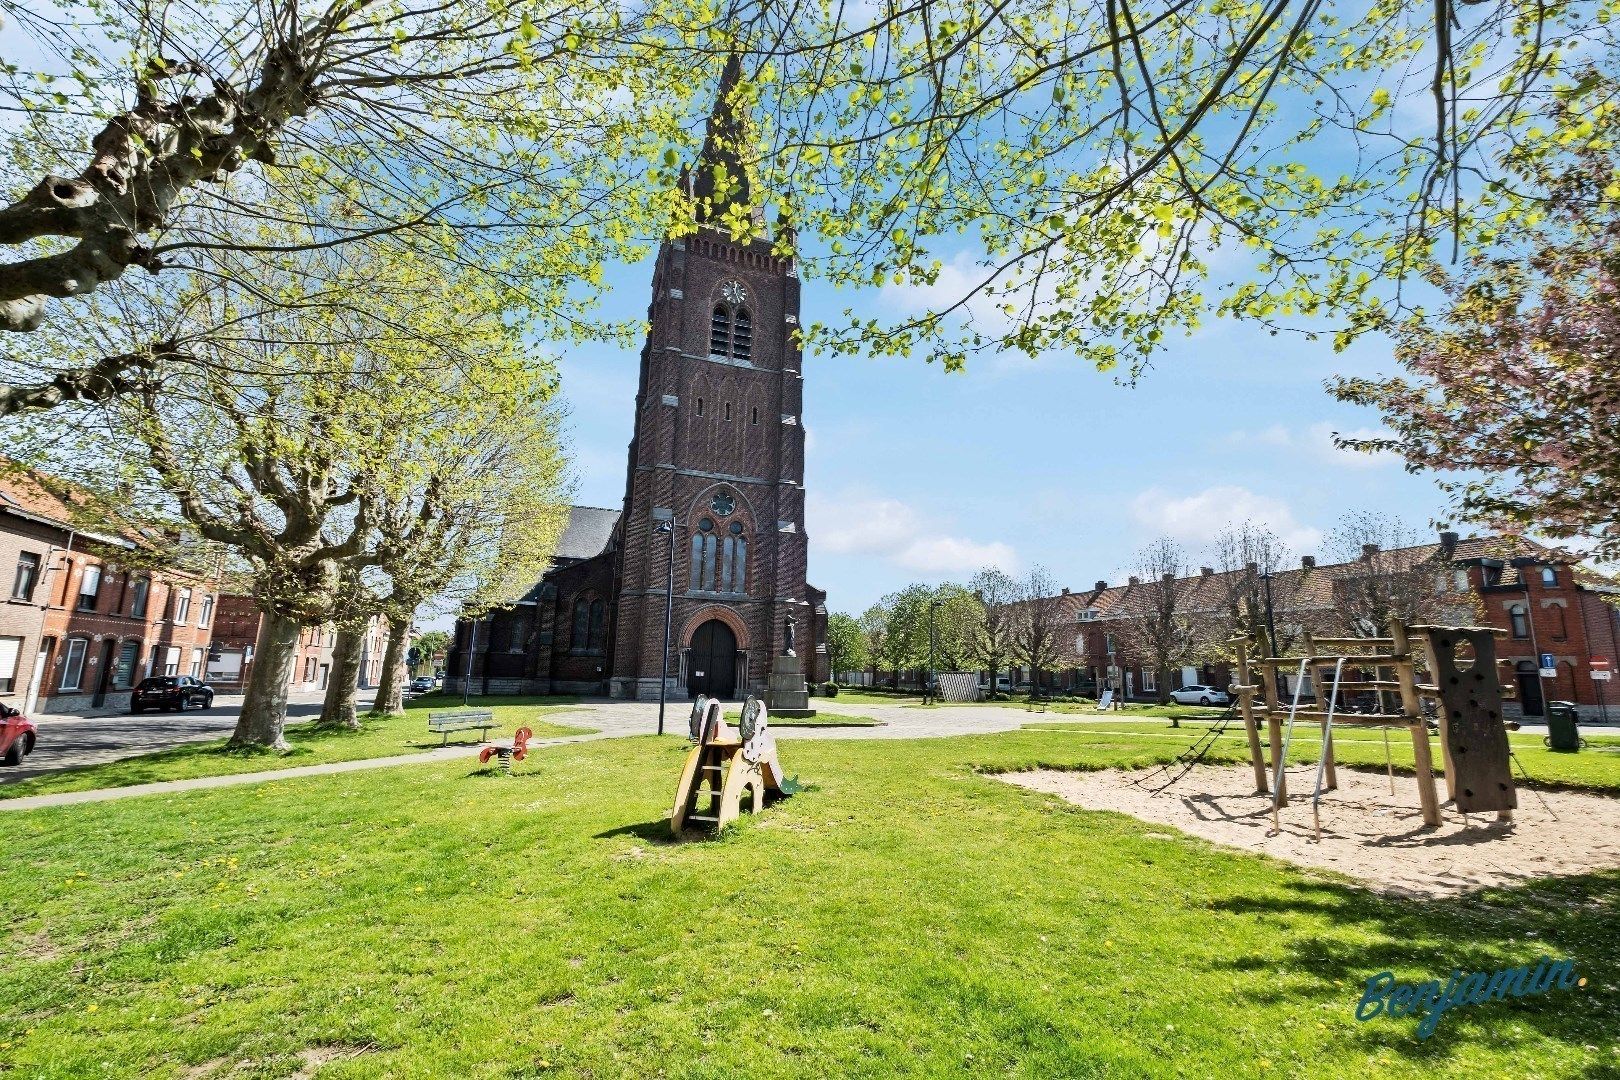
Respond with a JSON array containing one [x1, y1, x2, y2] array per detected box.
[[608, 56, 824, 699], [446, 59, 826, 702]]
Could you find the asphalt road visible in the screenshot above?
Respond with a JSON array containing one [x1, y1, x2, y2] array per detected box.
[[1, 690, 376, 784]]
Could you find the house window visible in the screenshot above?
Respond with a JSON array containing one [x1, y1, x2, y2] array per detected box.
[[1509, 605, 1529, 638], [1453, 568, 1469, 592], [174, 587, 192, 624], [1104, 633, 1116, 654], [60, 638, 88, 691], [1550, 606, 1569, 640], [1077, 609, 1096, 622], [113, 639, 139, 689], [303, 656, 317, 682], [11, 552, 39, 601], [129, 577, 149, 618], [164, 646, 180, 677], [198, 594, 214, 628], [1541, 566, 1558, 587], [1141, 668, 1157, 692], [190, 648, 204, 678], [0, 636, 20, 693], [571, 598, 605, 655], [1482, 565, 1503, 586], [77, 564, 102, 612]]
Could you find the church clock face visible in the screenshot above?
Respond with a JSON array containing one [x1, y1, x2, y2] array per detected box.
[[710, 492, 735, 516], [719, 279, 746, 306]]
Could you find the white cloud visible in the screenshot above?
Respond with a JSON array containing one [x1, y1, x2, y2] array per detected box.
[[1223, 422, 1399, 470], [1130, 485, 1323, 553], [807, 491, 1018, 576]]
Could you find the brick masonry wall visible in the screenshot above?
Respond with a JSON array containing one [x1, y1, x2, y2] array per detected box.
[[0, 512, 68, 708], [37, 549, 219, 714]]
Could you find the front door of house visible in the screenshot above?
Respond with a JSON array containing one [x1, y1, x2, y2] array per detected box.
[[91, 638, 117, 707], [1516, 662, 1545, 717], [688, 619, 737, 699]]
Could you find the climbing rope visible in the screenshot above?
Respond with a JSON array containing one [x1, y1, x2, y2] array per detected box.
[[1129, 701, 1242, 796]]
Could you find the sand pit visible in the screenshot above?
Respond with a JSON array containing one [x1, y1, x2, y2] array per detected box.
[[1003, 764, 1620, 898]]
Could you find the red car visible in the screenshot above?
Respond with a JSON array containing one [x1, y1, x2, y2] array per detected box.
[[1, 703, 36, 766]]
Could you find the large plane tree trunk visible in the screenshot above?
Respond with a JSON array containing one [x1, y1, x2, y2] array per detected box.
[[318, 623, 364, 730], [372, 615, 409, 716], [230, 612, 301, 751]]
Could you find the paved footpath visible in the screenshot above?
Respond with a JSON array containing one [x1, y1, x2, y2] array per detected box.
[[0, 698, 1041, 811]]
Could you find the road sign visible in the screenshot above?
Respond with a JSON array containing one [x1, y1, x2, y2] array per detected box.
[[1540, 652, 1557, 678], [1592, 656, 1611, 671], [1594, 670, 1612, 682]]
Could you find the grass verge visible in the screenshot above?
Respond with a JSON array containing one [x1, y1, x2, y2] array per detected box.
[[0, 695, 595, 800], [0, 729, 1616, 1076]]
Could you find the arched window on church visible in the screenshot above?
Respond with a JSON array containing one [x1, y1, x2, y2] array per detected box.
[[588, 600, 607, 653], [710, 306, 731, 356], [571, 598, 591, 654], [723, 520, 747, 594], [690, 517, 719, 590], [709, 303, 752, 361]]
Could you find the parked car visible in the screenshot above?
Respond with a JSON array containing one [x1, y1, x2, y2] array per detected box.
[[410, 676, 434, 693], [977, 676, 1013, 695], [130, 675, 215, 713], [0, 704, 36, 766], [1169, 684, 1230, 706]]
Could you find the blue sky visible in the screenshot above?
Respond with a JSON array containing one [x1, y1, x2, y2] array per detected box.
[[550, 252, 1457, 619]]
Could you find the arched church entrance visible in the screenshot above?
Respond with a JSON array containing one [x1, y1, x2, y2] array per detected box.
[[688, 619, 738, 699]]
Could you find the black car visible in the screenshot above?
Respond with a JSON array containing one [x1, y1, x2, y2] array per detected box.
[[130, 675, 215, 713]]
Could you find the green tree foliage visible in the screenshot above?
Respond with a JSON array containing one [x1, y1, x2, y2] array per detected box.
[[413, 631, 452, 675], [967, 566, 1018, 697], [825, 612, 868, 682]]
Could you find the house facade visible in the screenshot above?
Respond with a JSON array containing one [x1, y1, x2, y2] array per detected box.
[[0, 472, 223, 716], [1037, 533, 1619, 721]]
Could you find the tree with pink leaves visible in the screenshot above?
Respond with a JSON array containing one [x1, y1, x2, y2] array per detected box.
[[1332, 96, 1620, 559]]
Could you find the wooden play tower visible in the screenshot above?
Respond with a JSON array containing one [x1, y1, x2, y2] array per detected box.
[[1230, 619, 1518, 834], [671, 696, 797, 834]]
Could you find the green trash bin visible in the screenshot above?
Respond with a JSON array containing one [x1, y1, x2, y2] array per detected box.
[[1544, 701, 1582, 752]]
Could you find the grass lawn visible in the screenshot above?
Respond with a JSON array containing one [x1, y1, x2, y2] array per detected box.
[[0, 695, 595, 801], [1, 729, 1616, 1077], [724, 710, 880, 727], [1022, 718, 1620, 793]]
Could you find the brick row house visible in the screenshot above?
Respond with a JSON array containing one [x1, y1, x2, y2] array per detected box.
[[208, 591, 394, 693], [1028, 533, 1620, 721], [0, 472, 222, 715]]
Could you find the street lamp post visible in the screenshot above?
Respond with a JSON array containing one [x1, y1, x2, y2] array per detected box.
[[1261, 571, 1282, 696], [463, 616, 478, 707], [928, 599, 939, 702], [654, 519, 676, 735]]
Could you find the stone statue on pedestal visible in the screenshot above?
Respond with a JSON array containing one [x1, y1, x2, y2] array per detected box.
[[783, 614, 797, 657]]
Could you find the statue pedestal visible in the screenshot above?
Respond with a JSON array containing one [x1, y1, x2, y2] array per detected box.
[[765, 654, 816, 718]]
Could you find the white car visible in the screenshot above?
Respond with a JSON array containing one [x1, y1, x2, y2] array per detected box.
[[1169, 684, 1230, 706]]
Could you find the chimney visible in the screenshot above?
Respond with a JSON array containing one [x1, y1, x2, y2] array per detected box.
[[1245, 561, 1258, 574], [1301, 555, 1316, 569], [1162, 572, 1175, 584], [1362, 543, 1380, 560], [1094, 580, 1107, 592], [1128, 576, 1141, 587], [1061, 587, 1070, 595], [1200, 567, 1214, 577], [1439, 530, 1459, 559]]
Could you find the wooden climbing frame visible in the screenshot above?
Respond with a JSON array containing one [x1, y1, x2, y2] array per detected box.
[[1227, 618, 1517, 831]]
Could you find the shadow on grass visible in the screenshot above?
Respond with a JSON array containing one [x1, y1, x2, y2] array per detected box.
[[593, 819, 681, 845], [1204, 871, 1620, 1060]]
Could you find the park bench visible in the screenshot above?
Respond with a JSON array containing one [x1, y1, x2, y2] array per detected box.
[[428, 709, 495, 745]]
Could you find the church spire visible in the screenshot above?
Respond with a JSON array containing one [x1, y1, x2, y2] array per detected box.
[[691, 53, 753, 226]]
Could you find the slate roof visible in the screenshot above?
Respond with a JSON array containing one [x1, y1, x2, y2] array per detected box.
[[554, 505, 620, 562]]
